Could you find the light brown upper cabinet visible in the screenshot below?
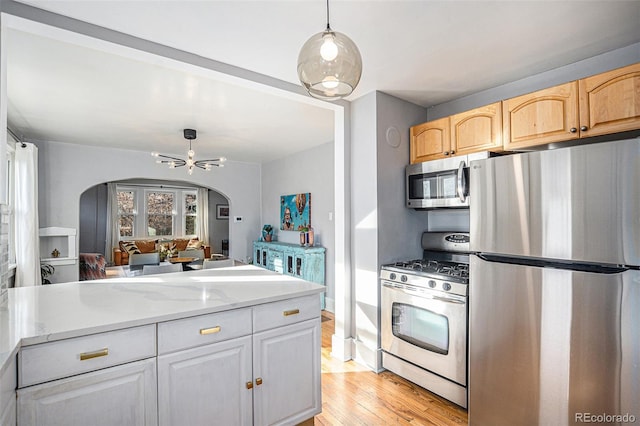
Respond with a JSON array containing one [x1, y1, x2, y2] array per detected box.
[[410, 117, 451, 163], [450, 102, 503, 155], [410, 103, 503, 163], [503, 63, 640, 150], [502, 81, 580, 150], [578, 63, 640, 137]]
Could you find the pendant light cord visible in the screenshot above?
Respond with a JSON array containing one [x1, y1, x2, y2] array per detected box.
[[326, 0, 331, 30]]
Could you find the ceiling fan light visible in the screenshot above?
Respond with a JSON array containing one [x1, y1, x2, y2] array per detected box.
[[298, 28, 362, 101]]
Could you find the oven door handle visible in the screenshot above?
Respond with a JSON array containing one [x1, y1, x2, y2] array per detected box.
[[431, 295, 465, 305], [383, 282, 466, 304]]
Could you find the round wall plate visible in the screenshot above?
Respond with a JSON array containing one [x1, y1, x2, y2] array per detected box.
[[386, 126, 401, 148]]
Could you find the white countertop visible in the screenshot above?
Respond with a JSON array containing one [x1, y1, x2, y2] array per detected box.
[[0, 265, 324, 375]]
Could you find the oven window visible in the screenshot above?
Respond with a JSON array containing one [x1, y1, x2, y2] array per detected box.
[[391, 302, 449, 355]]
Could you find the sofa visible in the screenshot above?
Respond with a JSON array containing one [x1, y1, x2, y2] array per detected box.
[[113, 238, 211, 266]]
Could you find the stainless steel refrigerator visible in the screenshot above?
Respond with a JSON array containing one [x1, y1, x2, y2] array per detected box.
[[469, 138, 640, 426]]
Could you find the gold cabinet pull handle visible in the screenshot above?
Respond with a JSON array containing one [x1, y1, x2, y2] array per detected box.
[[283, 309, 300, 317], [80, 348, 109, 361], [246, 381, 253, 390], [200, 326, 221, 335], [256, 377, 263, 386]]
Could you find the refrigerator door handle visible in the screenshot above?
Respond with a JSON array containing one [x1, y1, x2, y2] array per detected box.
[[456, 160, 466, 202]]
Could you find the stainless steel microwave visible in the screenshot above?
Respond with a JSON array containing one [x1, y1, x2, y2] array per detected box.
[[406, 152, 490, 209]]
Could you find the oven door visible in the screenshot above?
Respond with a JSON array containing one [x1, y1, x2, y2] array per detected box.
[[381, 280, 467, 386]]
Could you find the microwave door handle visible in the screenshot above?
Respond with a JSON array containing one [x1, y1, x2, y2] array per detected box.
[[456, 161, 466, 202]]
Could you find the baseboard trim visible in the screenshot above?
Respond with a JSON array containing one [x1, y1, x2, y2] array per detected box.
[[330, 334, 353, 361], [324, 297, 335, 313]]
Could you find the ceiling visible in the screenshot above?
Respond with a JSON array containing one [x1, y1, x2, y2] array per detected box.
[[6, 0, 640, 163]]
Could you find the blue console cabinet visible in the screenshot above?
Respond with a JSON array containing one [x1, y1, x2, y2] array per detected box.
[[253, 241, 326, 308]]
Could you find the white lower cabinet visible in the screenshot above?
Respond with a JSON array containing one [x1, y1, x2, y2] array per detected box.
[[253, 318, 321, 426], [15, 295, 321, 426], [17, 358, 157, 426], [157, 294, 322, 426], [1, 355, 17, 426], [157, 335, 253, 426]]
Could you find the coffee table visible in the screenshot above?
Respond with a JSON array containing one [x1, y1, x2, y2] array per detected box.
[[168, 257, 198, 271]]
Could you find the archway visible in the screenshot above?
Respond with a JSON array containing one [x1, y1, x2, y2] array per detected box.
[[78, 178, 229, 278]]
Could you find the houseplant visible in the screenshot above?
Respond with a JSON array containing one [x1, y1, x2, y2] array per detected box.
[[262, 225, 273, 242], [41, 263, 55, 284]]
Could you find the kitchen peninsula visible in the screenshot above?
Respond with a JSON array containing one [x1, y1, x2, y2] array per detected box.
[[0, 265, 324, 425]]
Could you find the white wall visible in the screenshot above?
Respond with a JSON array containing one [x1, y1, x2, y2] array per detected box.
[[261, 142, 335, 308], [350, 91, 429, 371], [35, 140, 261, 283]]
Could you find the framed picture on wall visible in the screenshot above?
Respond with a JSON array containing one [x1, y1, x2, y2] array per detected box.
[[216, 204, 229, 220], [280, 193, 311, 231]]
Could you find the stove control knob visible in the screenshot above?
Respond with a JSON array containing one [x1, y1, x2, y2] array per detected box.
[[428, 280, 436, 288], [389, 273, 396, 281], [443, 282, 452, 291], [401, 275, 408, 283]]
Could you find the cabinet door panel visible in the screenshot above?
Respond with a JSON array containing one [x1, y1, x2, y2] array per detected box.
[[158, 336, 252, 426], [451, 102, 502, 154], [503, 82, 579, 150], [17, 358, 157, 426], [410, 117, 451, 163], [253, 319, 321, 426], [579, 63, 640, 137]]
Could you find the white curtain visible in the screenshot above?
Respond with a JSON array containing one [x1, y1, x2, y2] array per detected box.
[[197, 188, 209, 245], [14, 143, 41, 287], [105, 183, 119, 264]]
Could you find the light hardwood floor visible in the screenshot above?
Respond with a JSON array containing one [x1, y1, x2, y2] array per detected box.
[[314, 311, 468, 426]]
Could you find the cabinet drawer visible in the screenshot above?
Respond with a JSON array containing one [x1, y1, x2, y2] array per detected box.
[[19, 324, 156, 388], [158, 308, 252, 355], [253, 294, 320, 333]]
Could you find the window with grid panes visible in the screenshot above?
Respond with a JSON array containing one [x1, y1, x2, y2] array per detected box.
[[146, 191, 174, 236]]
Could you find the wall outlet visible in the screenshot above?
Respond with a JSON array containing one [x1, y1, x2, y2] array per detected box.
[[234, 216, 243, 222]]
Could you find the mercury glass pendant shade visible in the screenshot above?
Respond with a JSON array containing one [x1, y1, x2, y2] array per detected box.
[[297, 27, 362, 100]]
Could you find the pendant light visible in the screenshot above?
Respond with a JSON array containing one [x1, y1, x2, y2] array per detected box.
[[297, 0, 362, 101]]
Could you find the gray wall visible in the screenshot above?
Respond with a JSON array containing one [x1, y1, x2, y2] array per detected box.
[[261, 142, 335, 309], [78, 183, 107, 254], [36, 140, 261, 283], [427, 43, 640, 120], [208, 190, 230, 255], [350, 91, 429, 371]]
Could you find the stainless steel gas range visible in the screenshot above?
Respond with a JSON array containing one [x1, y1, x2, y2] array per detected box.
[[380, 232, 469, 408]]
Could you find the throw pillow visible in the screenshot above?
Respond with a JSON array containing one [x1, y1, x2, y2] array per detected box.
[[136, 239, 158, 253], [121, 241, 141, 255], [187, 238, 203, 250], [173, 238, 190, 251]]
